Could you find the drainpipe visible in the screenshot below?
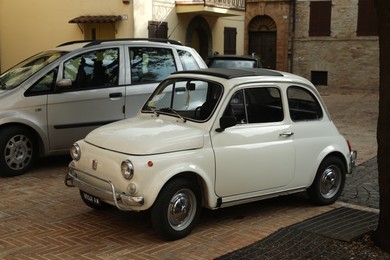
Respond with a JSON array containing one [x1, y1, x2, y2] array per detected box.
[[289, 0, 296, 73]]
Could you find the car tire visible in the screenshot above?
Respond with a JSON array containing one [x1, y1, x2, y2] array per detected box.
[[151, 178, 201, 241], [0, 126, 36, 177], [79, 190, 109, 210], [307, 156, 346, 205]]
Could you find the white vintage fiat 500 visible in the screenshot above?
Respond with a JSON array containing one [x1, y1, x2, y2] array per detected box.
[[65, 68, 356, 240]]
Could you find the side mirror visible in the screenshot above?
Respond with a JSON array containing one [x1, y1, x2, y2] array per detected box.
[[216, 116, 236, 132], [56, 79, 72, 89]]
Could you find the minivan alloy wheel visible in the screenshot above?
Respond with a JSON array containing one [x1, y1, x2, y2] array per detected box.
[[0, 127, 36, 177]]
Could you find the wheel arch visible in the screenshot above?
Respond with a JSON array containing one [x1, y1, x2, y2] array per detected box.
[[0, 122, 45, 157], [155, 171, 215, 210]]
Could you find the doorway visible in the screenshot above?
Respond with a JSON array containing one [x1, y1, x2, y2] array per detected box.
[[186, 16, 212, 60], [248, 16, 276, 69]]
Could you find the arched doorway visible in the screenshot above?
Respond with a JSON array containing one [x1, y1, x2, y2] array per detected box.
[[186, 16, 212, 60], [248, 16, 277, 69]]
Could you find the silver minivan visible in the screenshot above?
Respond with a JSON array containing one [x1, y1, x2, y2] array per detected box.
[[0, 39, 206, 177]]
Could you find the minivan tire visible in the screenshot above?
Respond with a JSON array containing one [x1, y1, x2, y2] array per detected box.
[[0, 126, 36, 177]]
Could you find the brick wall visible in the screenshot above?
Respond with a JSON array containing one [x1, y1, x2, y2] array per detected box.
[[292, 0, 379, 89]]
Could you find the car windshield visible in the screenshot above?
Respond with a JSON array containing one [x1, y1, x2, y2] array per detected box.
[[209, 59, 256, 68], [142, 78, 223, 122], [0, 51, 64, 90]]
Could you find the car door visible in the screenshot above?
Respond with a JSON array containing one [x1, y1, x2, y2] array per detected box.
[[47, 47, 125, 151], [212, 86, 295, 197], [123, 46, 180, 118]]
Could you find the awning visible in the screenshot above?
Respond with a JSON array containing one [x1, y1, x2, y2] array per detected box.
[[68, 15, 122, 23], [68, 15, 122, 34]]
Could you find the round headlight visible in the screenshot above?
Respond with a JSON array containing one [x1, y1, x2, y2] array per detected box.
[[70, 143, 81, 161], [121, 160, 134, 179]]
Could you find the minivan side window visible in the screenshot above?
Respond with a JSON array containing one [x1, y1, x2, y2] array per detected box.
[[287, 86, 323, 121], [129, 47, 176, 84], [178, 49, 200, 70], [63, 48, 119, 90], [224, 87, 283, 124]]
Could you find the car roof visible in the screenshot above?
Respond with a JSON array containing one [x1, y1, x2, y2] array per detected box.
[[172, 68, 314, 88], [207, 54, 259, 60], [52, 38, 184, 52], [173, 68, 283, 79]]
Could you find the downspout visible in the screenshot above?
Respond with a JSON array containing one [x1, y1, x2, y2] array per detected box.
[[289, 0, 296, 73]]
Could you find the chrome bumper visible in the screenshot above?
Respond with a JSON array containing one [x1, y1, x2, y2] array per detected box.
[[65, 166, 144, 210], [349, 150, 357, 174]]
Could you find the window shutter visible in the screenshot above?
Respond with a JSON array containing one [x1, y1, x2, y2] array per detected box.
[[148, 21, 168, 39], [224, 27, 237, 55], [357, 0, 378, 36], [309, 1, 332, 36]]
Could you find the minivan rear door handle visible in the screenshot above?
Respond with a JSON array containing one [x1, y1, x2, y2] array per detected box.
[[109, 92, 123, 99]]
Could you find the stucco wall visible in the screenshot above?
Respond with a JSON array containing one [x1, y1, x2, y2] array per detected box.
[[0, 0, 245, 72], [0, 0, 133, 72], [292, 0, 379, 89]]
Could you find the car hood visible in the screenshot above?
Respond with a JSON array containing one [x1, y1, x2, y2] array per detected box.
[[85, 116, 204, 155]]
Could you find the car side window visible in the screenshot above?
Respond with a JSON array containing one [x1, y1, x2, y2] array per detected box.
[[63, 48, 119, 90], [287, 86, 323, 121], [129, 47, 176, 84], [25, 68, 58, 96], [177, 50, 200, 70], [224, 87, 283, 124]]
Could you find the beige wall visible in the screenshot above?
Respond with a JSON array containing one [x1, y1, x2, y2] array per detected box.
[[0, 0, 133, 72], [0, 0, 245, 73], [292, 0, 379, 88]]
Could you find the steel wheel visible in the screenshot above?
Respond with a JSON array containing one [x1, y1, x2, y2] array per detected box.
[[151, 178, 201, 240], [319, 165, 342, 199], [167, 188, 197, 231], [308, 156, 346, 205]]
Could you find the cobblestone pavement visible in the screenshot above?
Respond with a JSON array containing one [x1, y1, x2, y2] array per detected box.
[[0, 87, 380, 259], [340, 157, 379, 209]]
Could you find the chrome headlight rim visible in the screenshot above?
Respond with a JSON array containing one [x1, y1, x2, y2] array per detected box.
[[70, 143, 81, 161], [121, 160, 134, 180]]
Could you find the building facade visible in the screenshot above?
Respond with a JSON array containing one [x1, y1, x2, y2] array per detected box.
[[0, 0, 379, 89], [0, 0, 245, 72], [292, 0, 379, 89]]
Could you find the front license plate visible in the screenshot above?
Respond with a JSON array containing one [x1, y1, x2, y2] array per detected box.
[[83, 192, 101, 205]]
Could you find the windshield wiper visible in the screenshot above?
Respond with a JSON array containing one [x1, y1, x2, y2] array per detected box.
[[145, 104, 159, 117], [159, 107, 186, 123]]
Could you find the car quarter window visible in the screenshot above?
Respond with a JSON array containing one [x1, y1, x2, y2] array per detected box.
[[25, 68, 58, 95], [177, 49, 200, 70], [224, 87, 283, 124], [63, 48, 119, 90], [287, 86, 323, 121], [129, 47, 176, 84]]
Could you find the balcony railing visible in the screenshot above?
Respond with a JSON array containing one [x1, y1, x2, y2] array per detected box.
[[177, 0, 245, 11]]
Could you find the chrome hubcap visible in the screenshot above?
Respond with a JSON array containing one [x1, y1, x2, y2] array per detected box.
[[320, 166, 340, 198], [5, 134, 33, 170], [168, 188, 196, 231]]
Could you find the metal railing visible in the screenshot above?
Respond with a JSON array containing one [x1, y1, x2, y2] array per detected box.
[[178, 0, 245, 10]]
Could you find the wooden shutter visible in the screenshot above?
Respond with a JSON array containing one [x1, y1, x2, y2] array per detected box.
[[357, 0, 378, 36], [224, 27, 237, 54], [309, 1, 332, 36], [148, 21, 168, 39]]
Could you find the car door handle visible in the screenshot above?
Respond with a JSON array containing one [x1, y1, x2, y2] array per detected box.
[[279, 131, 294, 137], [109, 92, 123, 98]]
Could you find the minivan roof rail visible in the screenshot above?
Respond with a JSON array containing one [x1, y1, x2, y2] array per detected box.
[[57, 38, 182, 47]]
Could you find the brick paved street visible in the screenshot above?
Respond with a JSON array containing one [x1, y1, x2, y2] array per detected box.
[[0, 156, 341, 259], [0, 87, 379, 259]]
